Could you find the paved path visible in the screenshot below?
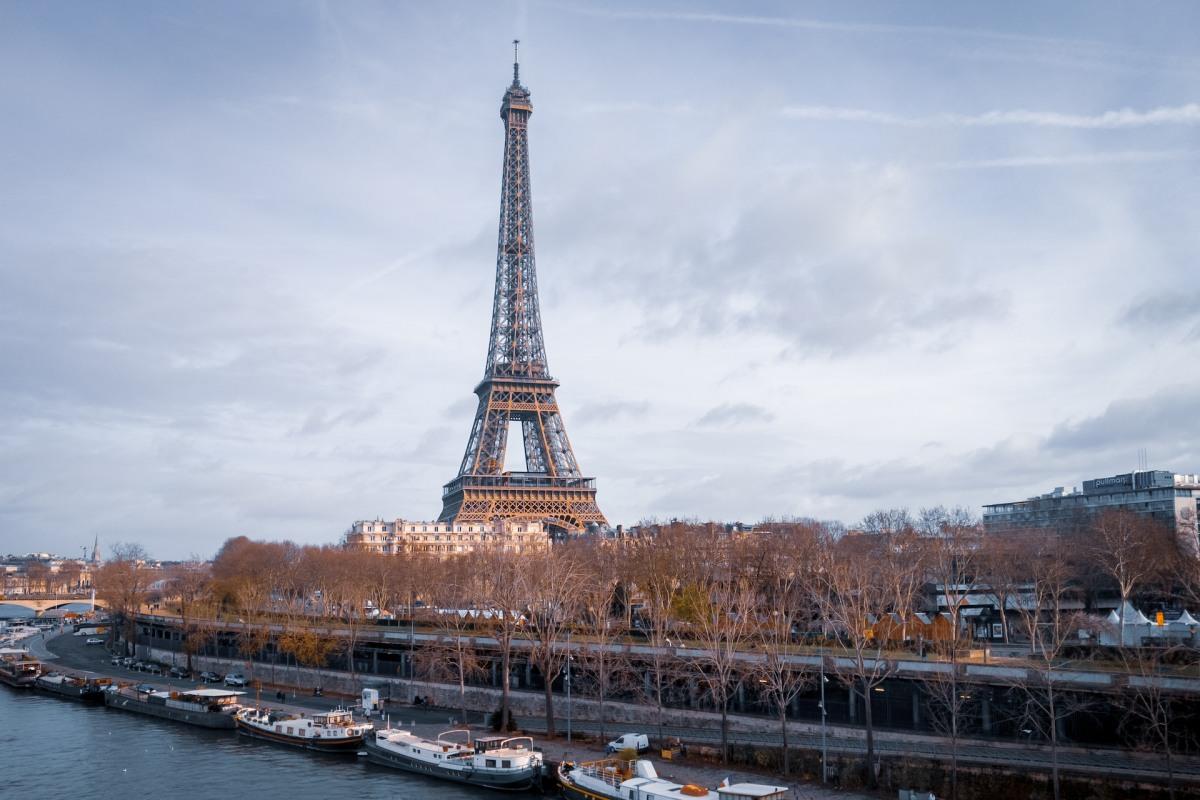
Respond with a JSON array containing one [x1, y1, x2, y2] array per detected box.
[[515, 714, 1200, 785], [31, 632, 873, 799]]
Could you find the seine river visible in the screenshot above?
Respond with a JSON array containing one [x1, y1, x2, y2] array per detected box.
[[0, 688, 518, 799]]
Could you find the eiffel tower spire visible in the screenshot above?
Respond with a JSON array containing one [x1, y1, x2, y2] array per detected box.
[[439, 50, 606, 535]]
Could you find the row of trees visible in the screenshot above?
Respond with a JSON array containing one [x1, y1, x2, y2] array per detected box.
[[94, 509, 1200, 797], [2, 560, 87, 595]]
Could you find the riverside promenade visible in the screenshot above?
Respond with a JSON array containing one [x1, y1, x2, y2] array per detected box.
[[27, 631, 872, 800]]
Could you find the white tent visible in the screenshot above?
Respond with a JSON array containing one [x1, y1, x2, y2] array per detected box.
[[1174, 610, 1199, 627]]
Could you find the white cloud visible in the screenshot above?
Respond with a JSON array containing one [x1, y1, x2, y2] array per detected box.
[[781, 103, 1200, 129]]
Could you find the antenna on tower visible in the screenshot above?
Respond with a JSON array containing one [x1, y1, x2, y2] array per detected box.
[[512, 39, 520, 85]]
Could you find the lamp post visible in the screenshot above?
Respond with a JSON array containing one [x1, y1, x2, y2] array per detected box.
[[819, 658, 828, 784]]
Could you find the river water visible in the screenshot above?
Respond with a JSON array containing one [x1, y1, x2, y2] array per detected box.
[[0, 687, 521, 799]]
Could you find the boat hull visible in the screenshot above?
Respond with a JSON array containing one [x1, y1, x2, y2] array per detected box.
[[0, 670, 38, 689], [561, 783, 617, 800], [236, 718, 365, 752], [35, 677, 105, 704], [557, 766, 620, 800], [365, 737, 539, 791], [104, 691, 237, 729]]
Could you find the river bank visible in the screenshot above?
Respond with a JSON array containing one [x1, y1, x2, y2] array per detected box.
[[24, 630, 874, 800]]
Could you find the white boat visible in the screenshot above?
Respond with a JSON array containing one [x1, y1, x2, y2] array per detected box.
[[558, 759, 788, 800], [235, 706, 372, 751], [366, 728, 542, 791]]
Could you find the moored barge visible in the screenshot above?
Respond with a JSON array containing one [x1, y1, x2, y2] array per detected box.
[[104, 685, 245, 729], [235, 706, 371, 752], [365, 728, 542, 791], [558, 759, 788, 800], [0, 648, 41, 688], [35, 672, 109, 703]]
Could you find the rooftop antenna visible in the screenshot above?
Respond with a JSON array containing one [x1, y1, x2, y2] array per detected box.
[[512, 38, 520, 85]]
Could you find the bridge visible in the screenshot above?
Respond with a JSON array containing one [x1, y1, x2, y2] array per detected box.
[[0, 594, 106, 615]]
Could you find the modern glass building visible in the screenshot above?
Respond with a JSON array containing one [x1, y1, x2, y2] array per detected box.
[[982, 470, 1200, 553]]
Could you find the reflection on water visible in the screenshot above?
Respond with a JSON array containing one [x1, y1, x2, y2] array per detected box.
[[0, 688, 523, 800]]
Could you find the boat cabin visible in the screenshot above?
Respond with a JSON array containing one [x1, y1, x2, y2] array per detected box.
[[313, 709, 356, 727], [166, 688, 243, 713], [470, 736, 538, 771]]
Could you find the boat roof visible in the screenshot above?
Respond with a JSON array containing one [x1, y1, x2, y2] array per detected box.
[[720, 786, 789, 798], [180, 688, 244, 698], [612, 777, 787, 799]]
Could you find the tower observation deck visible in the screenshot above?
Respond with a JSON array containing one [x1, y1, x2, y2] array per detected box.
[[438, 46, 607, 535]]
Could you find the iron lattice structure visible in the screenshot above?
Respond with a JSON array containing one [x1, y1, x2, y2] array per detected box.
[[439, 52, 606, 535]]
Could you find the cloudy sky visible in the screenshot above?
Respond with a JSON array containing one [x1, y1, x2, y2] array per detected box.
[[2, 2, 1198, 559]]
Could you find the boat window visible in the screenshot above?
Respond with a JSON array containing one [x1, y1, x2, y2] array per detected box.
[[502, 760, 511, 768], [486, 759, 497, 768]]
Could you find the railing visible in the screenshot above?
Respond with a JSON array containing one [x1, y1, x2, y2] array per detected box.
[[442, 474, 596, 496], [575, 759, 633, 788]]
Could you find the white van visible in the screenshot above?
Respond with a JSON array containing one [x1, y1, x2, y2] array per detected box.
[[605, 732, 650, 754]]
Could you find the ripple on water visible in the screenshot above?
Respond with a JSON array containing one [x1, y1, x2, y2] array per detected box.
[[0, 689, 524, 800]]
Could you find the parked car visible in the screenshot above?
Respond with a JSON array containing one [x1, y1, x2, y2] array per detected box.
[[144, 664, 163, 675], [605, 733, 650, 754], [121, 657, 136, 667], [85, 637, 104, 645], [224, 673, 248, 687], [199, 671, 222, 683], [168, 666, 188, 679], [110, 656, 123, 666]]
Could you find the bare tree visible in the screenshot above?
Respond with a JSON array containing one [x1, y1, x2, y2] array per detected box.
[[58, 561, 83, 594], [25, 562, 51, 594], [474, 548, 530, 731], [679, 545, 759, 765], [977, 533, 1028, 643], [1008, 534, 1087, 800], [625, 530, 686, 747], [814, 534, 900, 787], [747, 526, 819, 775], [1090, 510, 1172, 642], [1117, 645, 1191, 800], [425, 566, 489, 725], [94, 543, 152, 656], [523, 546, 583, 736], [166, 559, 212, 673], [919, 508, 981, 800], [573, 541, 628, 742]]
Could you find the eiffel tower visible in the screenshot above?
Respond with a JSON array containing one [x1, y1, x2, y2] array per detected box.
[[438, 45, 607, 535]]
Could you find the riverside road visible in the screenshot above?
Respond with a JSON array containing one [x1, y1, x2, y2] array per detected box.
[[29, 630, 1200, 788]]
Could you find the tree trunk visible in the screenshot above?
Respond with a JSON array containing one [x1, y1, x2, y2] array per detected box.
[[951, 667, 959, 800], [720, 698, 729, 764], [862, 682, 876, 787], [544, 677, 557, 737], [500, 644, 512, 731], [655, 669, 665, 748], [459, 663, 468, 725], [600, 690, 609, 743], [1166, 741, 1175, 800], [1048, 683, 1060, 800], [951, 713, 959, 800], [780, 704, 790, 775]]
